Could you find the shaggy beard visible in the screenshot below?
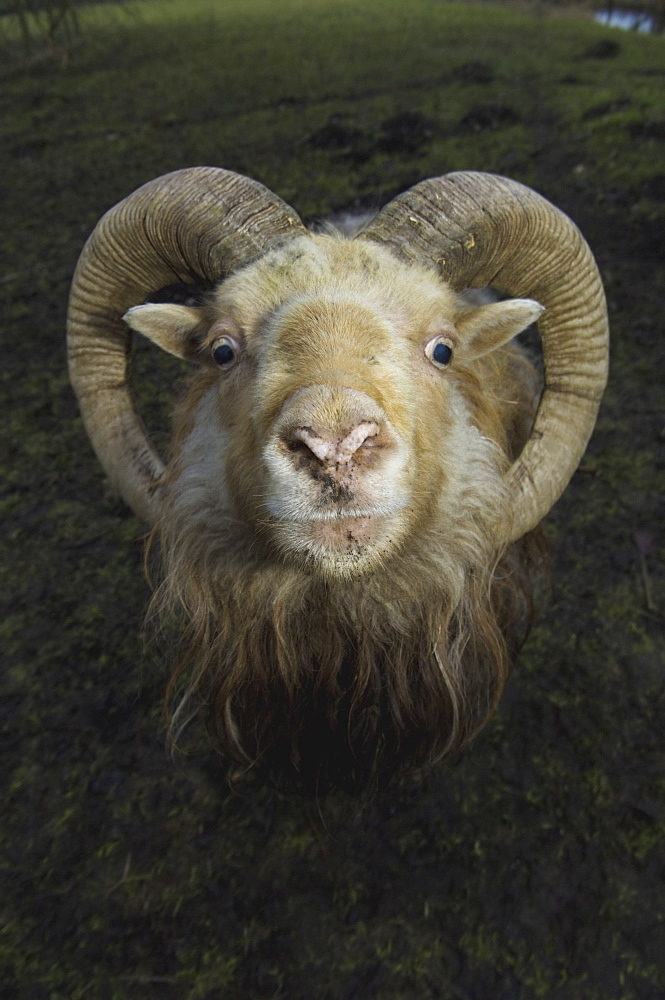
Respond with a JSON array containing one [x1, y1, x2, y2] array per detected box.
[[150, 510, 544, 797]]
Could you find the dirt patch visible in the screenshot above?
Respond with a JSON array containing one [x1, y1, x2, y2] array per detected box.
[[627, 117, 665, 140], [452, 60, 495, 84], [309, 116, 366, 150], [582, 97, 632, 120], [377, 111, 436, 152], [456, 103, 521, 132], [580, 39, 622, 59]]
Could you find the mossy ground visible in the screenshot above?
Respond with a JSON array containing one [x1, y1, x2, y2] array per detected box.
[[1, 2, 663, 998]]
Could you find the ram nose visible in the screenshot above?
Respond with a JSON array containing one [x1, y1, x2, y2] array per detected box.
[[288, 421, 381, 468]]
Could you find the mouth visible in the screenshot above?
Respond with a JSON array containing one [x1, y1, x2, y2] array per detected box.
[[268, 510, 405, 575], [309, 513, 384, 549]]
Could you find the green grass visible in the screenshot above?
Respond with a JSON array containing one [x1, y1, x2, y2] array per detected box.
[[1, 2, 664, 998]]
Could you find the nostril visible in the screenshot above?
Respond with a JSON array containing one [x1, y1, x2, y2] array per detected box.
[[285, 439, 314, 466], [285, 421, 382, 466], [338, 422, 380, 463], [286, 438, 313, 454], [288, 426, 336, 464]]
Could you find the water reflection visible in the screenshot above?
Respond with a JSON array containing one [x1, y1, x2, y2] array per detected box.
[[594, 8, 655, 32]]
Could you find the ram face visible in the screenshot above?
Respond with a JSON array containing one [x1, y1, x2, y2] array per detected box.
[[68, 168, 608, 794]]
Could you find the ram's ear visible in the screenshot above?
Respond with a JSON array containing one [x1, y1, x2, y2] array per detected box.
[[456, 299, 544, 361], [123, 304, 207, 361]]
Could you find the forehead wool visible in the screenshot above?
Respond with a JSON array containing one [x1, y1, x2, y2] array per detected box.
[[212, 234, 457, 336]]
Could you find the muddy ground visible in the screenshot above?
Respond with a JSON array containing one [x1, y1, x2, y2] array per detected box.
[[1, 2, 664, 998]]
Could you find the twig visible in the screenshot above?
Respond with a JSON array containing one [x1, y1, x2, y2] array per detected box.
[[633, 531, 656, 612]]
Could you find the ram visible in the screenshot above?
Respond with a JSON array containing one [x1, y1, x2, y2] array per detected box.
[[67, 167, 608, 794]]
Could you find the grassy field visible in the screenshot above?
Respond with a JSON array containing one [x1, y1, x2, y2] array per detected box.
[[1, 1, 664, 998]]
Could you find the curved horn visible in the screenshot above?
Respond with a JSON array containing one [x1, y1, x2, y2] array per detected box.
[[67, 166, 306, 524], [358, 172, 609, 542]]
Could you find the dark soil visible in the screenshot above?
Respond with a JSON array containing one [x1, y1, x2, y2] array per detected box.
[[1, 3, 663, 999]]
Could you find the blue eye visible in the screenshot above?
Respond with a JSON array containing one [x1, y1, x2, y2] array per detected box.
[[212, 338, 238, 368], [433, 342, 452, 366], [426, 336, 454, 369]]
